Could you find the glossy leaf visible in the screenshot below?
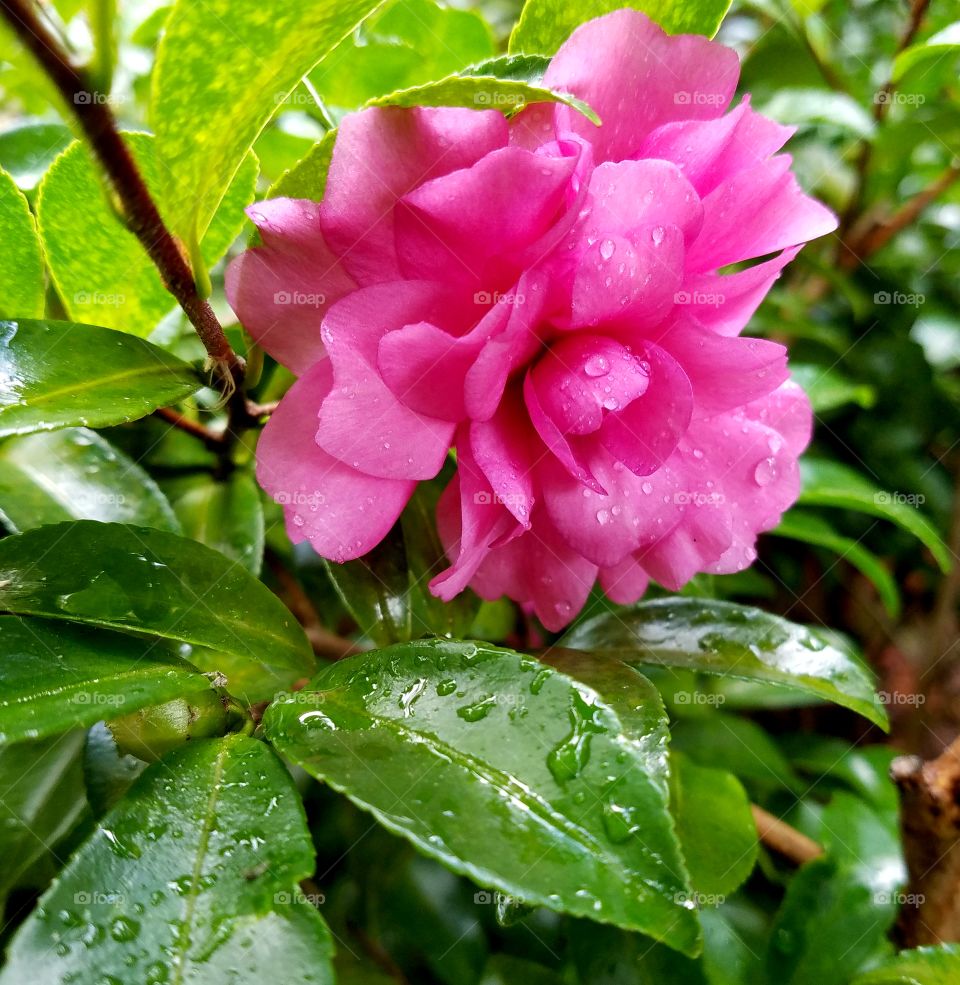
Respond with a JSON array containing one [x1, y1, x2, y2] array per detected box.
[[166, 472, 265, 575], [0, 732, 88, 906], [0, 616, 213, 744], [0, 520, 313, 701], [269, 129, 337, 202], [0, 735, 336, 984], [852, 943, 960, 984], [670, 755, 757, 900], [0, 165, 44, 318], [799, 459, 952, 573], [264, 639, 701, 954], [37, 134, 257, 336], [670, 714, 799, 793], [151, 0, 382, 256], [311, 0, 495, 121], [0, 319, 201, 438], [562, 598, 888, 729], [771, 510, 901, 619], [0, 427, 180, 533], [892, 22, 960, 82], [0, 122, 71, 192], [509, 0, 732, 54], [791, 363, 876, 412]]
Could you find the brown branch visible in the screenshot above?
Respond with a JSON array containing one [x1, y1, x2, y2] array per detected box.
[[840, 161, 960, 269], [154, 406, 225, 451], [0, 0, 245, 400], [892, 737, 960, 946], [751, 804, 825, 865], [265, 550, 360, 661]]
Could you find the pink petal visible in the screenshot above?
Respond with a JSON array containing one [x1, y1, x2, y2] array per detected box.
[[469, 510, 598, 632], [321, 106, 508, 283], [225, 199, 356, 375], [570, 225, 684, 330], [655, 319, 788, 418], [256, 360, 414, 562], [679, 246, 801, 337], [599, 343, 693, 475], [544, 9, 740, 161], [316, 282, 460, 479], [540, 447, 683, 568], [599, 555, 650, 605], [470, 389, 538, 527], [394, 146, 577, 288], [741, 380, 813, 457], [636, 98, 795, 198], [463, 271, 549, 421], [686, 156, 838, 272]]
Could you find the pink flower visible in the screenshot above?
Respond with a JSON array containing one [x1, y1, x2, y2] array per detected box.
[[227, 9, 836, 631]]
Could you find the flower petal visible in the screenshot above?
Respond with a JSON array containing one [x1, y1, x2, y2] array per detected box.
[[256, 360, 414, 562]]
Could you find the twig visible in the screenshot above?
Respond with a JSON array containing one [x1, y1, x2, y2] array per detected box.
[[0, 0, 245, 401], [154, 406, 224, 451], [840, 161, 960, 268], [892, 737, 960, 946], [265, 550, 360, 661], [751, 804, 824, 865]]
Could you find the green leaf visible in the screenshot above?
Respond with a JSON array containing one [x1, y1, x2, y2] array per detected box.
[[365, 71, 600, 125], [166, 472, 265, 575], [268, 129, 337, 202], [264, 639, 701, 954], [83, 721, 146, 818], [670, 713, 799, 793], [670, 754, 758, 900], [562, 598, 888, 729], [0, 427, 180, 533], [324, 479, 479, 644], [37, 134, 257, 336], [0, 616, 214, 744], [770, 510, 901, 619], [798, 459, 951, 573], [0, 166, 44, 318], [791, 363, 876, 412], [509, 0, 732, 55], [851, 943, 960, 985], [0, 319, 201, 438], [480, 955, 566, 985], [766, 856, 897, 985], [892, 22, 960, 82], [310, 0, 495, 121], [0, 732, 88, 906], [0, 735, 336, 985], [0, 520, 314, 701], [151, 0, 382, 256], [0, 122, 71, 192]]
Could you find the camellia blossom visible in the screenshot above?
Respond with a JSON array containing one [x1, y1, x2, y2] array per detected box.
[[227, 9, 837, 631]]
